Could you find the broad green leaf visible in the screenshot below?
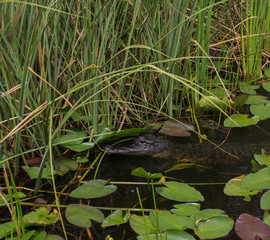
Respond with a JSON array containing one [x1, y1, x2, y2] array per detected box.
[[264, 211, 270, 227], [150, 210, 194, 231], [246, 95, 269, 105], [198, 96, 226, 111], [260, 190, 270, 210], [22, 166, 56, 179], [102, 210, 129, 227], [155, 181, 204, 202], [171, 203, 200, 216], [232, 94, 249, 108], [0, 192, 26, 206], [195, 209, 226, 222], [65, 204, 104, 228], [131, 167, 163, 180], [31, 231, 47, 240], [224, 114, 259, 127], [23, 207, 59, 225], [263, 80, 270, 91], [69, 179, 117, 199], [195, 216, 234, 239], [54, 131, 87, 146], [254, 150, 270, 167], [241, 167, 270, 190], [55, 158, 78, 173], [129, 215, 155, 235], [0, 222, 16, 239], [250, 103, 270, 120], [138, 229, 196, 240], [224, 175, 259, 196], [239, 82, 259, 94]]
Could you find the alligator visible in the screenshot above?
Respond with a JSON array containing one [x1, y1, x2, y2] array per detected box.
[[105, 135, 270, 171]]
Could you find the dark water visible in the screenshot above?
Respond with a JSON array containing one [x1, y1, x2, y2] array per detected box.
[[97, 121, 270, 239]]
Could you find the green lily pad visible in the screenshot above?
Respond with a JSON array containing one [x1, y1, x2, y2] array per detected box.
[[45, 235, 65, 240], [69, 179, 117, 199], [171, 203, 200, 216], [102, 210, 130, 227], [55, 158, 78, 173], [137, 229, 196, 240], [129, 215, 156, 235], [131, 167, 163, 180], [224, 175, 259, 196], [150, 210, 194, 231], [22, 166, 56, 179], [254, 150, 270, 167], [195, 216, 234, 239], [250, 103, 270, 120], [260, 190, 270, 210], [65, 204, 104, 228], [198, 96, 226, 111], [23, 207, 59, 225], [246, 95, 269, 105], [239, 82, 259, 95], [232, 94, 249, 108], [264, 211, 270, 227], [0, 192, 26, 206], [194, 209, 226, 222], [155, 181, 204, 202], [241, 167, 270, 190], [263, 81, 270, 91], [224, 114, 259, 127]]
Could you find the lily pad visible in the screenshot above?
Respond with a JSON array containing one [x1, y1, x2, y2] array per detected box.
[[102, 210, 130, 227], [224, 175, 259, 196], [264, 211, 270, 227], [195, 209, 226, 222], [155, 181, 204, 202], [131, 167, 163, 180], [69, 179, 117, 199], [55, 158, 78, 173], [129, 215, 156, 235], [195, 216, 234, 239], [23, 207, 59, 225], [65, 204, 104, 228], [263, 81, 270, 91], [171, 203, 201, 216], [254, 150, 270, 167], [45, 235, 65, 240], [0, 192, 26, 206], [137, 229, 196, 240], [198, 96, 226, 111], [22, 166, 56, 179], [159, 120, 194, 137], [260, 190, 270, 210], [246, 95, 269, 105], [224, 114, 259, 127], [235, 213, 270, 240], [239, 82, 259, 95], [250, 103, 270, 120], [241, 167, 270, 190], [150, 210, 194, 231]]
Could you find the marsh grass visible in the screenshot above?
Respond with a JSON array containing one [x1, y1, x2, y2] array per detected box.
[[0, 1, 270, 238]]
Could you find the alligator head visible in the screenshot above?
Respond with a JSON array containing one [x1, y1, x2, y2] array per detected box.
[[104, 135, 167, 156]]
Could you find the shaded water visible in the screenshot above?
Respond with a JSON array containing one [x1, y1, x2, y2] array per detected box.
[[98, 121, 270, 239]]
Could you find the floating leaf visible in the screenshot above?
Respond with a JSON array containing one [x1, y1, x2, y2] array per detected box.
[[150, 210, 194, 231], [224, 114, 259, 127], [241, 167, 270, 190], [195, 216, 234, 239], [198, 96, 226, 111], [65, 204, 104, 228], [102, 210, 129, 227], [55, 158, 78, 173], [137, 229, 196, 240], [69, 179, 117, 199], [23, 207, 59, 225], [232, 94, 249, 108], [159, 120, 194, 137], [0, 192, 26, 206], [235, 213, 270, 240], [264, 211, 270, 227], [171, 203, 200, 216], [195, 209, 226, 222], [254, 150, 270, 167], [45, 235, 65, 240], [224, 175, 259, 196], [250, 103, 270, 120], [22, 166, 56, 179], [155, 181, 204, 202], [239, 82, 259, 95], [129, 215, 155, 235], [260, 190, 270, 210], [131, 167, 163, 180], [246, 95, 269, 105]]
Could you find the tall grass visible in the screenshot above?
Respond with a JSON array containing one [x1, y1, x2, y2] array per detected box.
[[0, 0, 269, 174]]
